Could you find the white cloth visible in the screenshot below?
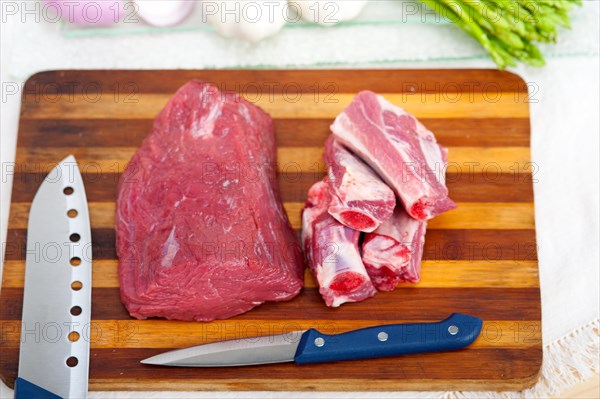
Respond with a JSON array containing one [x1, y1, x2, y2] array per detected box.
[[1, 1, 598, 398]]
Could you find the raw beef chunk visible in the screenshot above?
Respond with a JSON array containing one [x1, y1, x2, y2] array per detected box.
[[302, 181, 376, 307], [362, 206, 426, 291], [116, 81, 304, 321], [331, 91, 456, 220], [323, 136, 395, 232]]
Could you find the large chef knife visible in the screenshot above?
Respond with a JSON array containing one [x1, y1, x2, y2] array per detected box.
[[15, 156, 92, 399], [141, 313, 482, 367]]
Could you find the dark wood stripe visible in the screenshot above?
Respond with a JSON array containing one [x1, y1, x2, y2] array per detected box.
[[446, 173, 534, 203], [4, 229, 118, 261], [18, 119, 154, 148], [0, 346, 542, 388], [422, 229, 538, 261], [9, 172, 534, 203], [93, 347, 542, 383], [3, 228, 537, 261], [0, 287, 540, 321], [17, 118, 529, 148], [11, 172, 121, 203], [23, 70, 529, 96]]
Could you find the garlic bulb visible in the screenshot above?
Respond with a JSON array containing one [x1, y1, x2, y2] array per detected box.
[[203, 0, 288, 42]]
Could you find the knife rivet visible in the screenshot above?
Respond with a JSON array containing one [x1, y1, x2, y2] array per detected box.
[[448, 325, 459, 335], [314, 337, 325, 347], [66, 356, 78, 367], [377, 332, 388, 342]]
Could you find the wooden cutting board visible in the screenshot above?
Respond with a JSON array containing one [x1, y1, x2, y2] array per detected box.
[[0, 70, 541, 392]]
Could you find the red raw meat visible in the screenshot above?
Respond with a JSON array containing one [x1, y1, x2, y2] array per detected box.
[[302, 180, 376, 307], [362, 206, 426, 291], [331, 91, 456, 220], [323, 136, 395, 232], [116, 81, 304, 321]]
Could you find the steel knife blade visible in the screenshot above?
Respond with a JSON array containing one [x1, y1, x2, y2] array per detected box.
[[15, 155, 92, 399], [141, 313, 482, 367]]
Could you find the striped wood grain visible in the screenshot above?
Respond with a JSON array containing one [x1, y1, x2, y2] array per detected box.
[[0, 70, 541, 392]]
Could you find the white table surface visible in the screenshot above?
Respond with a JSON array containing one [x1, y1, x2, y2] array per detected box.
[[1, 1, 598, 398]]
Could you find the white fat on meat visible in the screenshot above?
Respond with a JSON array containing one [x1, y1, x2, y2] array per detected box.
[[190, 86, 223, 138], [160, 227, 180, 268]]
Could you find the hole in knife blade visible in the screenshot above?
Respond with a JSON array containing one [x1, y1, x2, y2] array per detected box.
[[63, 187, 74, 195], [71, 281, 83, 291], [67, 209, 78, 218], [70, 257, 81, 266], [68, 331, 80, 342], [70, 306, 82, 316], [70, 233, 81, 242], [66, 357, 78, 367]]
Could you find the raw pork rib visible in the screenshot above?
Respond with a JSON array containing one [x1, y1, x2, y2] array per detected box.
[[116, 81, 304, 321], [362, 207, 426, 291], [323, 136, 395, 233], [302, 180, 376, 307], [331, 91, 456, 220]]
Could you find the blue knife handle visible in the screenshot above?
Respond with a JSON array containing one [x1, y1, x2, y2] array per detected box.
[[14, 378, 62, 399], [294, 313, 482, 365]]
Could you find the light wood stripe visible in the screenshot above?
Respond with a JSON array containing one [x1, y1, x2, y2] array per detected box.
[[8, 202, 534, 230], [0, 319, 541, 349], [1, 260, 539, 289], [428, 202, 535, 229], [284, 202, 535, 230], [14, 146, 532, 174], [21, 93, 530, 120]]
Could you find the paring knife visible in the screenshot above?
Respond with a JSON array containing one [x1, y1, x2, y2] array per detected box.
[[15, 156, 92, 399], [141, 313, 482, 367]]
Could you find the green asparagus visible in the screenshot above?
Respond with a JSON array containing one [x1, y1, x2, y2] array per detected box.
[[420, 0, 581, 68]]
